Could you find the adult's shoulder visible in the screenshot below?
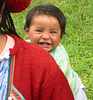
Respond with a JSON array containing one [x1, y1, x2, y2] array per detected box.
[[9, 34, 50, 57], [11, 34, 57, 68]]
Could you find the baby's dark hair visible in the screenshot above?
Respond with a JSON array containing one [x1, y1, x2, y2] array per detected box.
[[24, 4, 66, 38], [0, 0, 20, 37]]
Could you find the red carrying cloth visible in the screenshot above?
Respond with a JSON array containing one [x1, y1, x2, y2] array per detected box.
[[8, 34, 74, 100]]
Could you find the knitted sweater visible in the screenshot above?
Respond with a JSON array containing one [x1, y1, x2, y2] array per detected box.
[[6, 34, 74, 100]]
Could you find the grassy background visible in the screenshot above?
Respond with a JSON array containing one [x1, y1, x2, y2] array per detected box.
[[11, 0, 93, 99]]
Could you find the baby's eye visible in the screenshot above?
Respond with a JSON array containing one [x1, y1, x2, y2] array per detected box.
[[36, 30, 42, 32], [50, 31, 56, 34]]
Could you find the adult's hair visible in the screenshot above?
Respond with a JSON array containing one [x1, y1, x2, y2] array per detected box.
[[24, 5, 66, 38], [0, 0, 20, 37]]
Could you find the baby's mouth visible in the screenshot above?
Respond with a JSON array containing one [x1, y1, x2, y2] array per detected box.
[[38, 42, 52, 48]]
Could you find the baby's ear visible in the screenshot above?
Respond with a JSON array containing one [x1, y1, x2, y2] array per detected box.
[[25, 27, 30, 38]]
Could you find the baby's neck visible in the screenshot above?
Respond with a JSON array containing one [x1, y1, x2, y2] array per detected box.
[[0, 34, 7, 55]]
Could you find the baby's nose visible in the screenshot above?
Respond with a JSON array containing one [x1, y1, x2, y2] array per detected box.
[[42, 34, 50, 40]]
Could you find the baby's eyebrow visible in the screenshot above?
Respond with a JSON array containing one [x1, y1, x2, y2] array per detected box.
[[35, 26, 43, 28], [50, 28, 59, 30]]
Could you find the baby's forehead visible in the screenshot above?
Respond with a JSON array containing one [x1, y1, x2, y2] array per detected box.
[[33, 11, 56, 18], [32, 14, 59, 24], [33, 13, 58, 21]]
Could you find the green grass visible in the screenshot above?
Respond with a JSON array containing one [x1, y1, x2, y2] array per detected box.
[[11, 0, 93, 99]]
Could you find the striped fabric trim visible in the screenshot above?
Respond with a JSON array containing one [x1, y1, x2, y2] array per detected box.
[[8, 55, 15, 96], [9, 85, 25, 100], [6, 55, 25, 100]]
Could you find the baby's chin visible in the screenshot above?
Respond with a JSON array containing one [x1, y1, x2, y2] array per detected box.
[[38, 47, 51, 52], [43, 48, 54, 52], [41, 47, 50, 52]]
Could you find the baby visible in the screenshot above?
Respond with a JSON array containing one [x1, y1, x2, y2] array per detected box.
[[24, 5, 87, 100]]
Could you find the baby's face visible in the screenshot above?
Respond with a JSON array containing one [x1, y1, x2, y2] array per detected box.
[[25, 14, 61, 52]]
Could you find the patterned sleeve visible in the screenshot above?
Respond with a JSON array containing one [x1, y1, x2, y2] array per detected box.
[[49, 43, 80, 94]]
